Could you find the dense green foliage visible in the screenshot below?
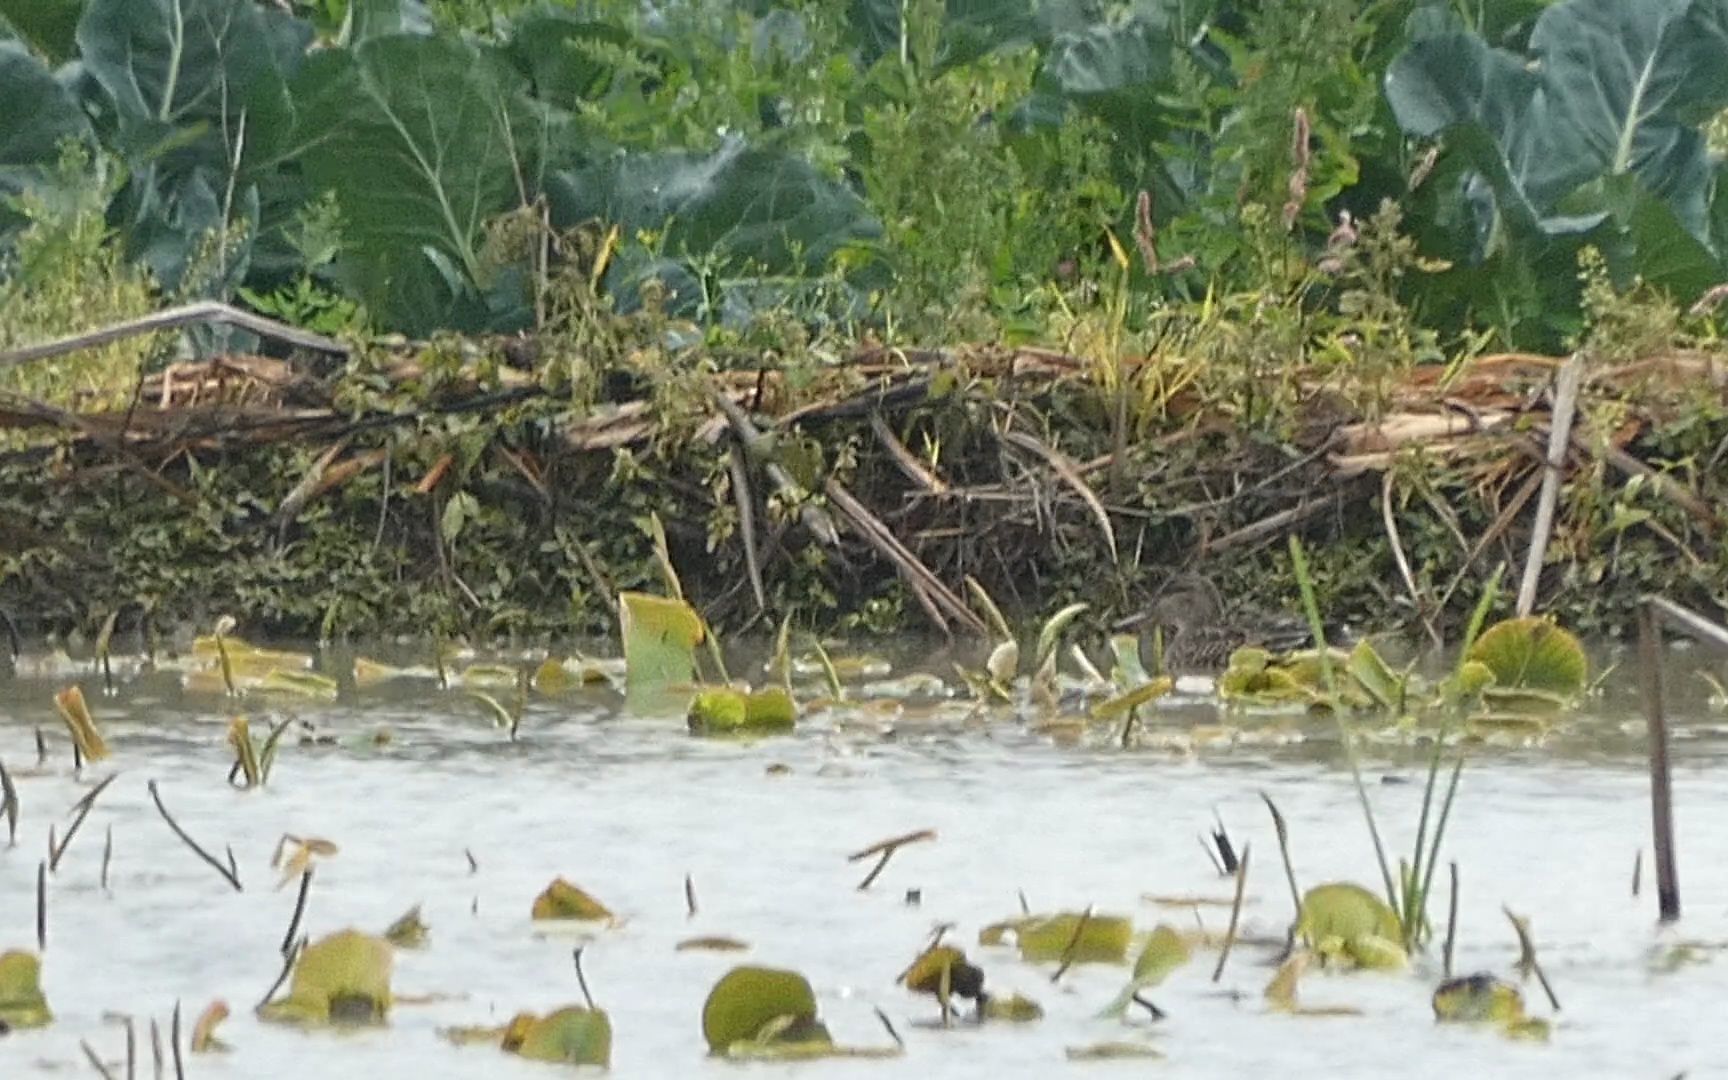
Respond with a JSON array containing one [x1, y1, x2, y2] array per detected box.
[[2, 0, 1726, 353]]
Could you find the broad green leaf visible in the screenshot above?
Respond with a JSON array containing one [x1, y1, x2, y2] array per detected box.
[[258, 930, 393, 1026], [344, 0, 433, 44], [1466, 616, 1588, 701], [619, 591, 704, 704], [547, 137, 882, 315], [1346, 639, 1406, 711], [1296, 883, 1406, 970], [531, 878, 613, 922], [700, 966, 828, 1054], [0, 41, 92, 215], [0, 950, 51, 1029], [507, 1006, 613, 1066], [0, 0, 83, 63], [501, 7, 639, 109], [282, 34, 557, 332]]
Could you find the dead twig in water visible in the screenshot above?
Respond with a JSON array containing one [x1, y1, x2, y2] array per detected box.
[[37, 860, 47, 950], [1639, 601, 1681, 923], [1503, 906, 1560, 1012], [258, 937, 305, 1010], [171, 1001, 186, 1080], [572, 947, 596, 1010], [1516, 353, 1584, 615], [0, 756, 18, 846], [1212, 844, 1251, 982], [280, 868, 313, 956], [1259, 792, 1303, 922], [849, 828, 936, 891], [873, 1006, 904, 1050], [1631, 849, 1642, 897], [1443, 862, 1459, 978], [81, 1039, 118, 1079], [147, 781, 243, 891], [101, 825, 113, 891], [685, 873, 698, 919], [52, 772, 119, 871]]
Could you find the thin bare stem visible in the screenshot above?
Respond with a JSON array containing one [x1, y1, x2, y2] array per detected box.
[[1638, 603, 1680, 922], [1051, 905, 1094, 983], [1443, 862, 1459, 978], [280, 868, 313, 956], [147, 781, 242, 891], [1212, 844, 1251, 982]]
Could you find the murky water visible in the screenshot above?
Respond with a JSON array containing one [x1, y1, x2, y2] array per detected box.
[[2, 639, 1727, 1078]]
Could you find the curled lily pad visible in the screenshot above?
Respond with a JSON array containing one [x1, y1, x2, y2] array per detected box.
[[503, 1006, 613, 1065], [701, 966, 830, 1055], [259, 930, 393, 1026], [900, 945, 985, 1006], [1433, 973, 1550, 1040], [1296, 884, 1406, 970], [0, 950, 51, 1029], [531, 878, 614, 922], [54, 686, 108, 761], [1466, 617, 1587, 703], [687, 686, 797, 735]]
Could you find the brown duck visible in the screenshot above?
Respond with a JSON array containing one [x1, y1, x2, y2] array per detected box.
[[1115, 576, 1312, 673]]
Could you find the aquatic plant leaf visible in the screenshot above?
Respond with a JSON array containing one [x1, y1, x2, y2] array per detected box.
[[982, 993, 1043, 1022], [531, 878, 613, 922], [676, 936, 750, 952], [508, 1006, 612, 1066], [1433, 972, 1548, 1039], [1097, 924, 1191, 1018], [459, 663, 519, 688], [53, 686, 109, 761], [189, 1000, 230, 1052], [687, 686, 798, 734], [1108, 635, 1152, 688], [1089, 676, 1174, 720], [1466, 617, 1587, 701], [1346, 640, 1406, 710], [1012, 912, 1133, 965], [384, 905, 428, 948], [258, 669, 340, 700], [700, 966, 828, 1054], [1034, 602, 1090, 674], [1296, 883, 1406, 970], [1066, 1041, 1164, 1060], [1264, 951, 1306, 1012], [619, 592, 704, 702], [0, 950, 51, 1028], [259, 929, 393, 1026], [192, 637, 313, 671], [1218, 651, 1312, 706], [985, 640, 1020, 685]]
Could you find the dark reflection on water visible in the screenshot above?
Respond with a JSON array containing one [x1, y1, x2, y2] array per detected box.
[[0, 639, 1724, 1078]]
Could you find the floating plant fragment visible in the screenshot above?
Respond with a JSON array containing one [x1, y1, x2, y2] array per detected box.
[[700, 966, 830, 1055], [54, 686, 108, 761], [0, 951, 51, 1029], [676, 936, 750, 952], [503, 1006, 613, 1065], [1097, 924, 1191, 1019], [1432, 974, 1550, 1040], [1296, 883, 1406, 970], [531, 878, 614, 922], [190, 1001, 231, 1052], [258, 669, 340, 700], [1066, 1041, 1164, 1060], [258, 930, 393, 1026], [384, 905, 429, 948]]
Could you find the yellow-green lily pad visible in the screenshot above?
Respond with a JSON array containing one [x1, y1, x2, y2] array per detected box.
[[998, 912, 1133, 965], [0, 950, 52, 1029], [1466, 616, 1587, 702], [620, 592, 705, 706], [701, 966, 830, 1054], [687, 686, 797, 735], [1433, 973, 1550, 1040], [504, 1006, 613, 1065], [531, 878, 614, 922], [1296, 883, 1405, 970], [258, 930, 393, 1026]]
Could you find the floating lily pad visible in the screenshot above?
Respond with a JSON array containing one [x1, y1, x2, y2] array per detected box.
[[982, 992, 1043, 1022], [259, 669, 340, 700], [1466, 617, 1587, 703], [1296, 883, 1405, 970], [259, 930, 393, 1026], [531, 878, 613, 922], [995, 912, 1133, 965], [505, 1006, 613, 1065], [701, 966, 830, 1054], [687, 686, 797, 735], [1218, 649, 1315, 707], [0, 951, 51, 1029]]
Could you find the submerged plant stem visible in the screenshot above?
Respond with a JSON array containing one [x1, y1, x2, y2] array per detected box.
[[147, 781, 242, 892], [1212, 844, 1251, 982]]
